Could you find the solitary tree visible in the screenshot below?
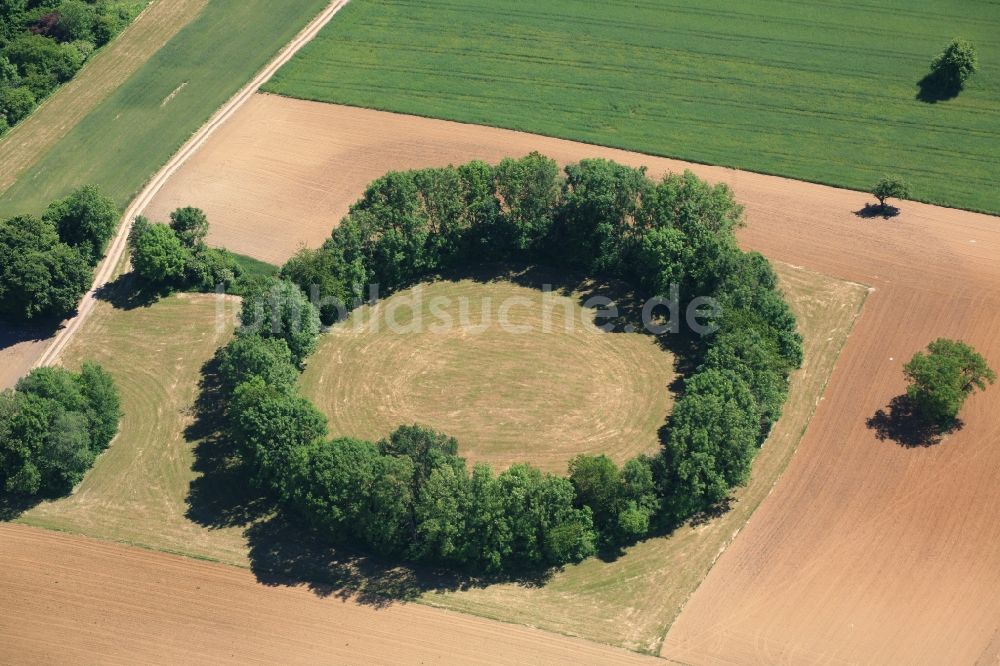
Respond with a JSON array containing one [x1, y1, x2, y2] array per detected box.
[[871, 176, 910, 213], [903, 338, 995, 427], [930, 39, 978, 90]]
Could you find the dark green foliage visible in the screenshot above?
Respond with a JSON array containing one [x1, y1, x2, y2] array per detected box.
[[0, 363, 121, 498], [871, 176, 910, 211], [127, 208, 245, 293], [930, 39, 977, 89], [228, 376, 328, 489], [129, 217, 189, 285], [43, 184, 119, 264], [238, 279, 321, 367], [168, 206, 209, 248], [217, 334, 299, 393], [0, 213, 91, 321], [903, 338, 995, 427], [569, 454, 659, 545], [662, 369, 762, 514], [493, 152, 560, 256]]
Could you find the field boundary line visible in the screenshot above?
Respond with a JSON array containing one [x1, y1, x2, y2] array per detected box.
[[32, 0, 351, 370]]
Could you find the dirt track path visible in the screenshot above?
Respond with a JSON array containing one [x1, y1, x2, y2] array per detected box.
[[28, 0, 352, 374], [0, 524, 656, 665], [143, 99, 1000, 663]]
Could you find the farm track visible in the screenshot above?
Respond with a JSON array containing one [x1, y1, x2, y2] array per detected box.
[[0, 524, 658, 665], [145, 98, 1000, 663], [29, 0, 352, 374]]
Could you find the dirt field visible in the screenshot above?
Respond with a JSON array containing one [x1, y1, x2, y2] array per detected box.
[[0, 524, 658, 665], [300, 273, 676, 474], [144, 96, 1000, 663]]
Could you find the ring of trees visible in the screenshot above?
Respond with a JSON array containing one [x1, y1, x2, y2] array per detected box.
[[212, 154, 803, 573]]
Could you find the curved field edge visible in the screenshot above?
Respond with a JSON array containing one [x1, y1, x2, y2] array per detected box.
[[12, 260, 868, 654], [261, 0, 1000, 216], [0, 0, 206, 196], [0, 0, 332, 219]]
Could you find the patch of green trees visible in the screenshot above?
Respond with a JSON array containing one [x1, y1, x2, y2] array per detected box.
[[904, 338, 995, 427], [127, 207, 257, 295], [0, 0, 144, 133], [212, 155, 802, 573], [0, 363, 121, 497], [0, 184, 117, 322]]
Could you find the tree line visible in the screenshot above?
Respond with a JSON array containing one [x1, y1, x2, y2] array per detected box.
[[0, 184, 118, 323], [181, 154, 802, 573], [0, 363, 120, 497], [0, 0, 143, 135]]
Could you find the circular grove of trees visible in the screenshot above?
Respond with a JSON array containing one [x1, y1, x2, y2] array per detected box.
[[214, 153, 804, 573]]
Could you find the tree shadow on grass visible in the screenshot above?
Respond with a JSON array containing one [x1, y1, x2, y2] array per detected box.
[[866, 394, 963, 447], [183, 354, 553, 605], [94, 272, 165, 311], [854, 203, 900, 220], [0, 494, 43, 521], [916, 71, 962, 103]]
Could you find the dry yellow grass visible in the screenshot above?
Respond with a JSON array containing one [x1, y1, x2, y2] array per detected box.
[[300, 270, 675, 474]]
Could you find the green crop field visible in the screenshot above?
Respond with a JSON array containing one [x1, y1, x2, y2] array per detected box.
[[264, 0, 1000, 214], [0, 0, 330, 219]]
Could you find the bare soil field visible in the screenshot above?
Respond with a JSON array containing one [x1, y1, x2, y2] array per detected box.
[[144, 96, 1000, 663], [0, 523, 657, 665], [300, 272, 676, 474]]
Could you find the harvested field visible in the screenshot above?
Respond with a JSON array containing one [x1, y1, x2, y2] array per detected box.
[[143, 97, 1000, 662], [0, 523, 658, 665], [300, 272, 676, 473]]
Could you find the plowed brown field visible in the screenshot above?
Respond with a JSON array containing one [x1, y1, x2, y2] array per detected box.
[[143, 96, 1000, 663], [0, 524, 657, 665]]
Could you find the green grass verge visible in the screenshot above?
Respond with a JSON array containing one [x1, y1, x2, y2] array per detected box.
[[0, 0, 330, 218], [263, 0, 1000, 214], [230, 252, 279, 279]]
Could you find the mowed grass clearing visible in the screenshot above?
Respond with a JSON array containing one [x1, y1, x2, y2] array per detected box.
[[13, 260, 867, 652], [0, 0, 331, 218], [299, 270, 676, 474], [264, 0, 1000, 214]]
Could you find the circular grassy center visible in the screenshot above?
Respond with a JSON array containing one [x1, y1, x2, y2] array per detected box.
[[299, 273, 675, 473]]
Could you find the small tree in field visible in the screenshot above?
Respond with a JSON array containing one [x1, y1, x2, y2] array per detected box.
[[871, 176, 909, 213], [903, 338, 995, 427], [930, 39, 977, 90]]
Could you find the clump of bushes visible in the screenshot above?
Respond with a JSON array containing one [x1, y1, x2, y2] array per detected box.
[[128, 207, 256, 295], [0, 363, 121, 498], [0, 1, 144, 134], [904, 338, 995, 427], [0, 184, 118, 322], [212, 154, 802, 574]]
